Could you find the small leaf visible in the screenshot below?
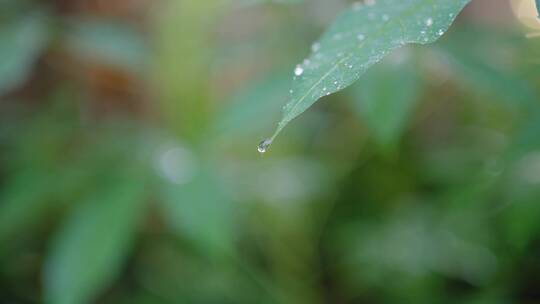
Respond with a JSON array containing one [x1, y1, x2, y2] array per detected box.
[[44, 172, 147, 304], [63, 19, 148, 72], [158, 161, 235, 257], [349, 50, 421, 151], [0, 12, 49, 95], [265, 0, 471, 148]]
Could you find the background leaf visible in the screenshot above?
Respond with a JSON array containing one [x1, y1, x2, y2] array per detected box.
[[157, 154, 236, 257], [265, 0, 471, 148], [438, 28, 538, 107], [213, 71, 289, 139], [44, 172, 147, 304], [63, 18, 148, 72], [348, 49, 421, 151], [0, 12, 49, 95], [0, 171, 50, 244]]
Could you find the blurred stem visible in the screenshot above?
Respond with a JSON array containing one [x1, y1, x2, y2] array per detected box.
[[151, 0, 228, 141]]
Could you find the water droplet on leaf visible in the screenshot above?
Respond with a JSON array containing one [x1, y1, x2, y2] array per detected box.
[[258, 139, 272, 154], [294, 65, 304, 76]]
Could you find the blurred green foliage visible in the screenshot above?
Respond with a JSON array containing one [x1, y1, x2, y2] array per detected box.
[[0, 0, 540, 304]]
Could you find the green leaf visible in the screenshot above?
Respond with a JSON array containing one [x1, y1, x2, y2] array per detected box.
[[158, 161, 235, 257], [263, 0, 471, 150], [0, 12, 49, 95], [437, 28, 538, 107], [213, 71, 289, 138], [63, 19, 148, 72], [0, 171, 50, 244], [348, 50, 421, 151], [44, 173, 147, 304]]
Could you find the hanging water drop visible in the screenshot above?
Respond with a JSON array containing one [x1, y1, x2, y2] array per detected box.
[[258, 139, 272, 154], [311, 42, 321, 52], [425, 17, 433, 26], [357, 33, 365, 41], [294, 65, 304, 76]]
